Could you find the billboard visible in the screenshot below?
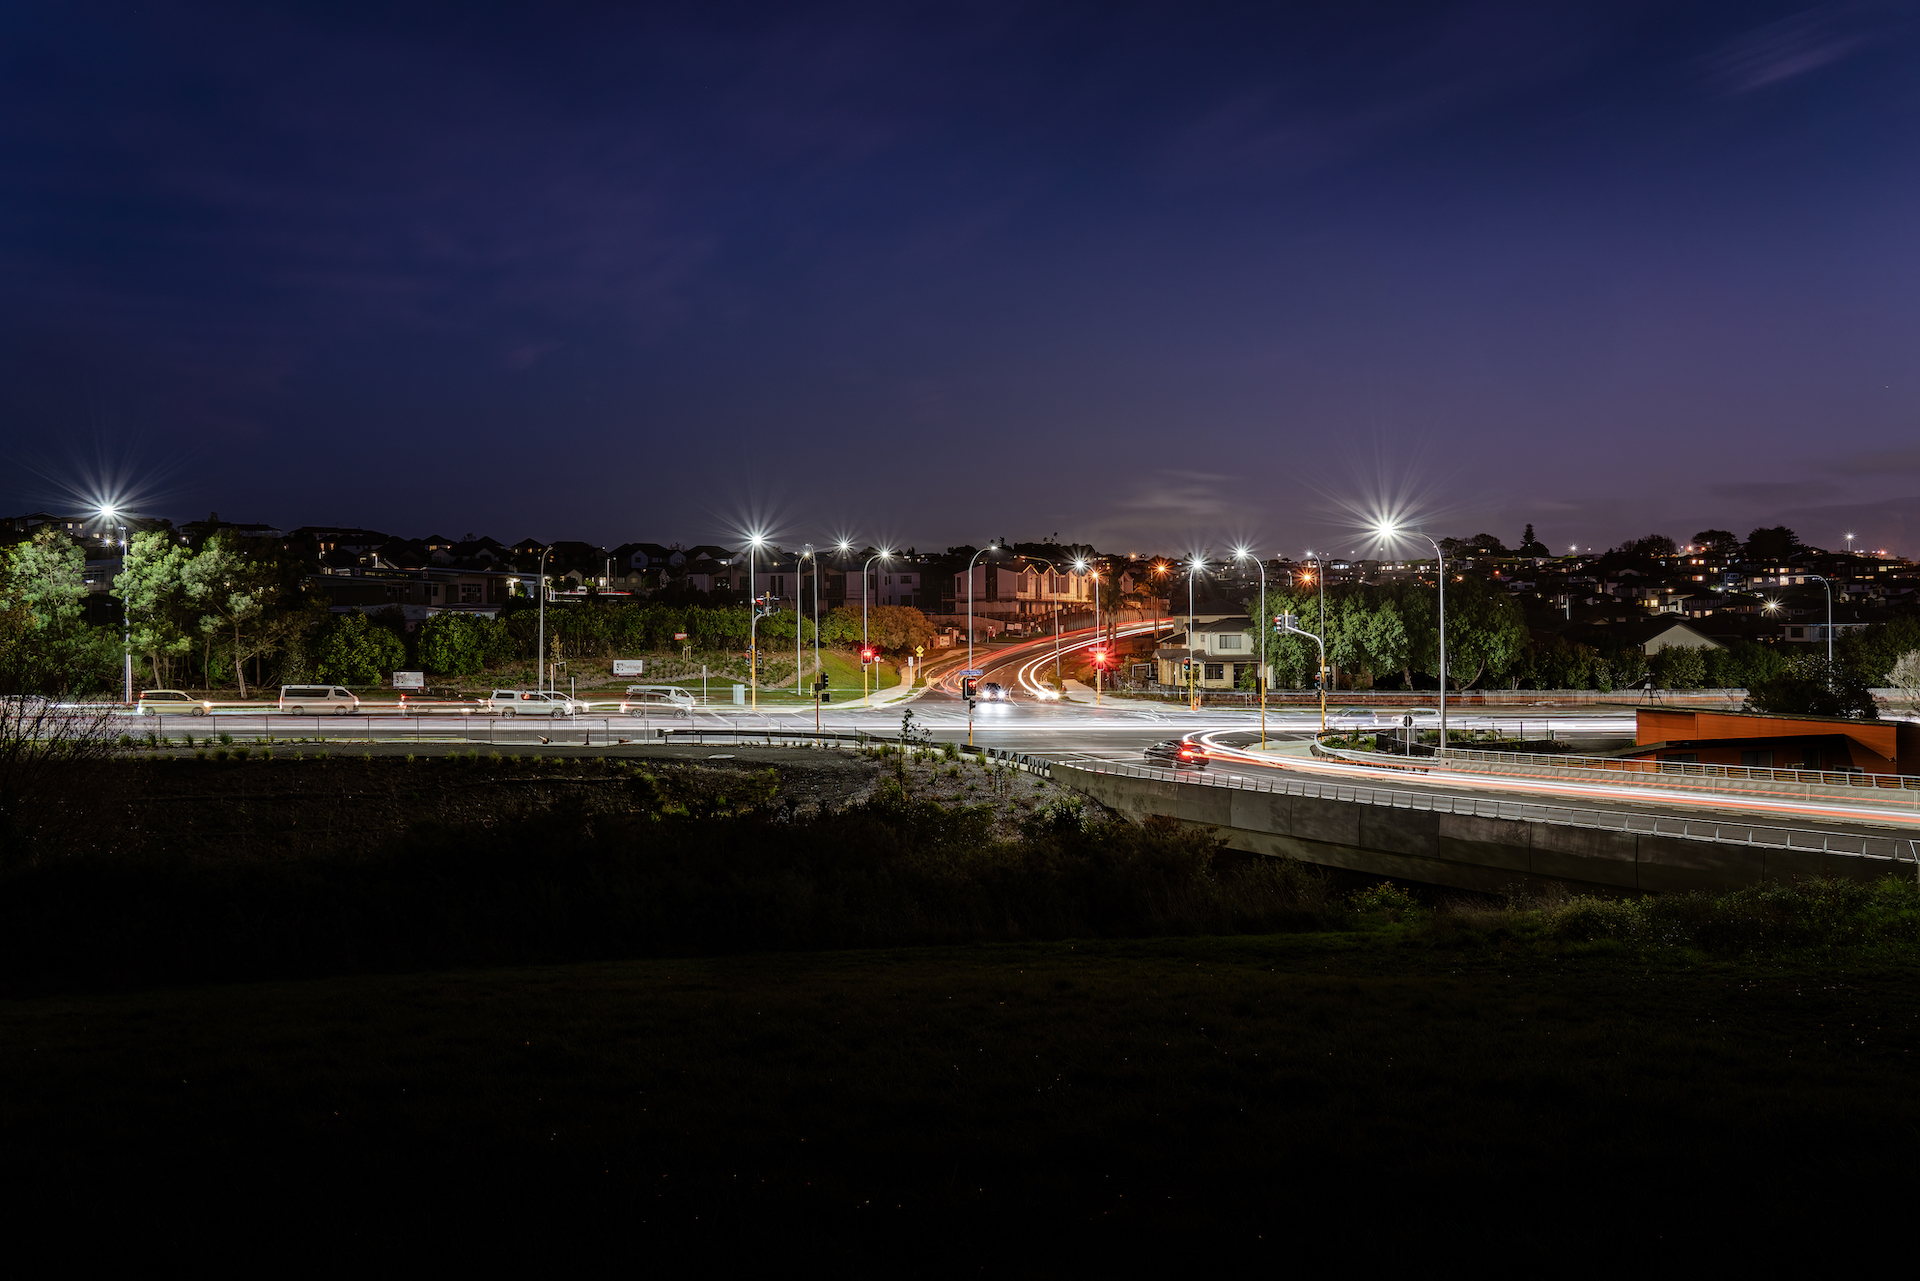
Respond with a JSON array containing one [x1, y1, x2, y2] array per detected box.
[[392, 671, 425, 689], [612, 659, 645, 676]]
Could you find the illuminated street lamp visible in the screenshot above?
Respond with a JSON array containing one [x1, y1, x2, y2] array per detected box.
[[746, 534, 765, 710], [1376, 525, 1448, 751], [861, 548, 892, 703], [798, 544, 813, 719], [1233, 548, 1267, 747], [1075, 557, 1102, 707], [965, 541, 1000, 680], [1186, 555, 1206, 712], [98, 506, 132, 703]]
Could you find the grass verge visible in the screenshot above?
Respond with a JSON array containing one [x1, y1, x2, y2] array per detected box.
[[2, 934, 1914, 1267]]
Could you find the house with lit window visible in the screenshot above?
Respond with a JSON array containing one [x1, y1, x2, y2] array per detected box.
[[1153, 616, 1261, 689]]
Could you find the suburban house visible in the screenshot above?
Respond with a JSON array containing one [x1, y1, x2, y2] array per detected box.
[[1153, 611, 1262, 689], [1618, 618, 1723, 656], [307, 567, 523, 624], [952, 560, 1095, 621]]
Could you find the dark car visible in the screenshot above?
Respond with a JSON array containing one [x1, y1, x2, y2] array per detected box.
[[1143, 739, 1207, 769], [979, 681, 1009, 702]]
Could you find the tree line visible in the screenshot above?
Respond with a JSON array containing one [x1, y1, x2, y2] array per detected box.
[[1237, 578, 1916, 694], [0, 528, 940, 694]]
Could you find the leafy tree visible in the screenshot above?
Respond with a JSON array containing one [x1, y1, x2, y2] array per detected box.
[[1614, 534, 1677, 558], [1362, 599, 1411, 685], [0, 528, 98, 694], [1432, 576, 1526, 690], [1517, 524, 1549, 557], [868, 605, 934, 655], [416, 613, 500, 676], [7, 528, 86, 634], [820, 606, 862, 647], [1744, 526, 1801, 562], [115, 531, 194, 688], [180, 532, 294, 698], [311, 612, 407, 684], [1247, 590, 1316, 687], [1701, 639, 1785, 690], [1692, 529, 1740, 557], [1837, 615, 1920, 686], [1650, 644, 1707, 689], [1888, 651, 1920, 713], [1748, 656, 1877, 719]]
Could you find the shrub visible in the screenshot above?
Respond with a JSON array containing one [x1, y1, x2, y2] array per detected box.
[[1350, 881, 1422, 921]]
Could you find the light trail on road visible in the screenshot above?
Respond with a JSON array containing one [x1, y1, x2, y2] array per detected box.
[[1191, 729, 1920, 830]]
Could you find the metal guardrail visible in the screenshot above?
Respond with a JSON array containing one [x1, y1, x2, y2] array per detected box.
[[1430, 744, 1920, 791], [1311, 734, 1920, 806], [1053, 756, 1920, 867]]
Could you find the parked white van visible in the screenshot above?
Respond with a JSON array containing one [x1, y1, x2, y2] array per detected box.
[[620, 685, 696, 717], [487, 689, 585, 717], [279, 685, 361, 715]]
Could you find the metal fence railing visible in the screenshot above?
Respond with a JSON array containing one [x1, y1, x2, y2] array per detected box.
[[1310, 735, 1920, 806], [1051, 757, 1920, 867]]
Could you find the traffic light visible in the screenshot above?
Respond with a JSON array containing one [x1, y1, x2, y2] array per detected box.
[[859, 646, 878, 665], [1090, 648, 1108, 669], [962, 677, 978, 698]]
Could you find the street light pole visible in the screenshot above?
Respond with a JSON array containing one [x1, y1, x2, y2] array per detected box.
[[99, 509, 131, 703], [535, 546, 551, 692], [747, 536, 764, 710], [1186, 556, 1204, 712], [861, 549, 891, 704], [1377, 528, 1447, 751], [1075, 558, 1101, 706], [812, 545, 823, 734], [1806, 573, 1834, 666], [1235, 549, 1266, 747], [965, 542, 998, 680], [797, 545, 810, 711]]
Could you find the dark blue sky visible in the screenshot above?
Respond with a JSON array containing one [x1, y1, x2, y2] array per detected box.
[[4, 1, 1919, 557]]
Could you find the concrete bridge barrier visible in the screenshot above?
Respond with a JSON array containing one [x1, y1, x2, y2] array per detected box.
[[1052, 759, 1917, 895]]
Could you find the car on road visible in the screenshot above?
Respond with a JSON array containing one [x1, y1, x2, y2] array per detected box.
[[621, 685, 696, 717], [979, 681, 1010, 702], [278, 685, 361, 715], [137, 689, 210, 716], [1143, 738, 1207, 769], [487, 689, 586, 717], [397, 690, 481, 715]]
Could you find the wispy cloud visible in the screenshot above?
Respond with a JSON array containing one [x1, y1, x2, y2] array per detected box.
[[1819, 442, 1920, 475], [1706, 4, 1876, 94]]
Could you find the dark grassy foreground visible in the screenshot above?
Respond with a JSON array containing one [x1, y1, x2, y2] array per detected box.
[[4, 933, 1919, 1269], [6, 755, 1920, 1266]]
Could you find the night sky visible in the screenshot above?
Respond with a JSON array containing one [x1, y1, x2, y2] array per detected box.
[[4, 2, 1919, 557]]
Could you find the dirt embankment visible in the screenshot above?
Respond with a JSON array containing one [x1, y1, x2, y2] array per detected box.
[[20, 746, 1062, 863]]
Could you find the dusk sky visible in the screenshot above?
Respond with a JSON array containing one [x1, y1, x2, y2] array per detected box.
[[4, 1, 1920, 558]]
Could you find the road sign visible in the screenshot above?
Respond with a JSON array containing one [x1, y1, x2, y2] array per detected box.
[[957, 669, 984, 677], [392, 671, 424, 689], [612, 659, 644, 676]]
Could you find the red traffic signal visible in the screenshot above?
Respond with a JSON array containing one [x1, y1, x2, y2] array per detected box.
[[1090, 648, 1108, 668], [859, 646, 878, 664]]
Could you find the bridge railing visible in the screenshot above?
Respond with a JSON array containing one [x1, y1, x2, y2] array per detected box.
[[1052, 756, 1920, 867], [1311, 735, 1920, 806]]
